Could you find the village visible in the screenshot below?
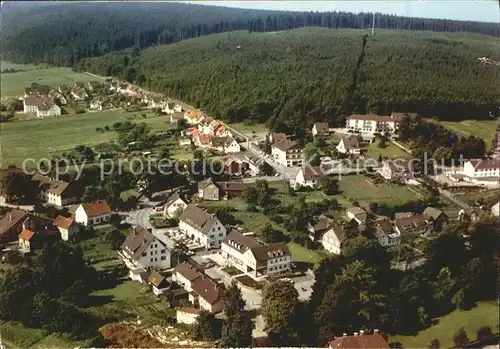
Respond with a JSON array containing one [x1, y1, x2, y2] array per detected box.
[[1, 72, 499, 347]]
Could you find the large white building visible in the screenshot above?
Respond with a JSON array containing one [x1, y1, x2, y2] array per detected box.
[[463, 159, 500, 179], [221, 230, 291, 279], [271, 139, 304, 167], [119, 227, 172, 282], [31, 174, 78, 207], [23, 95, 61, 118], [178, 205, 227, 249], [345, 113, 402, 139]]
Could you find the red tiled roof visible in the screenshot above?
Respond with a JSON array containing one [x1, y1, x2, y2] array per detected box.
[[19, 229, 36, 241], [329, 333, 389, 349], [191, 128, 199, 136], [53, 215, 75, 229], [80, 200, 111, 217], [199, 134, 211, 145]]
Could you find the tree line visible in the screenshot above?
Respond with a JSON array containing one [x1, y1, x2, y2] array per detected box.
[[2, 1, 498, 66], [79, 28, 499, 134]]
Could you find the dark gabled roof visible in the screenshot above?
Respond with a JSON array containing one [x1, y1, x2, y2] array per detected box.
[[300, 166, 324, 181], [376, 219, 393, 235], [148, 270, 169, 289], [223, 230, 261, 253], [423, 207, 446, 221], [313, 122, 329, 132], [164, 190, 186, 209], [31, 174, 73, 197], [167, 102, 175, 109], [324, 224, 347, 243], [178, 205, 219, 235], [394, 214, 428, 234], [272, 138, 299, 151], [121, 227, 161, 261], [249, 243, 289, 263], [340, 135, 361, 150], [198, 178, 217, 191], [467, 158, 500, 171], [190, 275, 225, 305], [174, 262, 203, 282], [217, 181, 246, 192], [310, 215, 333, 233], [0, 209, 29, 236]]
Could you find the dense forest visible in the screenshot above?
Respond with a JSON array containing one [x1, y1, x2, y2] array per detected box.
[[1, 1, 499, 66], [79, 29, 500, 129]]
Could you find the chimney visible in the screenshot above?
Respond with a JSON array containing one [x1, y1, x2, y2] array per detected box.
[[374, 329, 379, 334], [360, 330, 364, 335], [9, 213, 12, 221], [354, 332, 358, 337]]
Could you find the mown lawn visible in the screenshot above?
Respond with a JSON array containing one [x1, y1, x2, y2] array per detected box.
[[1, 65, 100, 98], [428, 119, 499, 150], [390, 301, 499, 348], [0, 320, 86, 349], [364, 140, 409, 159], [338, 175, 418, 205], [1, 110, 171, 166], [287, 242, 326, 267], [1, 60, 49, 72]]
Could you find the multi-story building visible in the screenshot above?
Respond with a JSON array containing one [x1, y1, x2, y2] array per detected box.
[[23, 95, 61, 118], [271, 139, 304, 167], [178, 205, 227, 249], [119, 227, 172, 282], [463, 159, 500, 179], [31, 174, 78, 207], [345, 114, 402, 139], [374, 219, 400, 247], [173, 263, 225, 313], [221, 230, 291, 279]]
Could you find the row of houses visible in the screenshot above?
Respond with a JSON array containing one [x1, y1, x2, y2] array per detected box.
[[0, 199, 111, 252], [307, 206, 449, 254]]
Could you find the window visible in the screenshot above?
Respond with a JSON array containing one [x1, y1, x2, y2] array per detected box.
[[161, 249, 166, 254], [155, 258, 158, 262], [161, 256, 166, 261], [142, 252, 147, 256], [150, 258, 154, 262], [219, 233, 223, 237], [218, 227, 221, 231]]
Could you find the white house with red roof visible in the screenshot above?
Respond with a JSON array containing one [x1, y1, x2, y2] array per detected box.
[[74, 200, 112, 226], [53, 215, 79, 241]]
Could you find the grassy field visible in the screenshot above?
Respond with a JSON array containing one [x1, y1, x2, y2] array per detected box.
[[365, 140, 409, 159], [1, 61, 100, 98], [0, 320, 86, 349], [287, 242, 326, 267], [428, 119, 499, 150], [0, 110, 172, 166], [1, 60, 49, 72], [339, 175, 418, 205], [390, 301, 499, 348]]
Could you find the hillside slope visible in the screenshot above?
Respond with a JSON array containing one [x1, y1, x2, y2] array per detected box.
[[1, 2, 498, 66], [81, 29, 500, 131]]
